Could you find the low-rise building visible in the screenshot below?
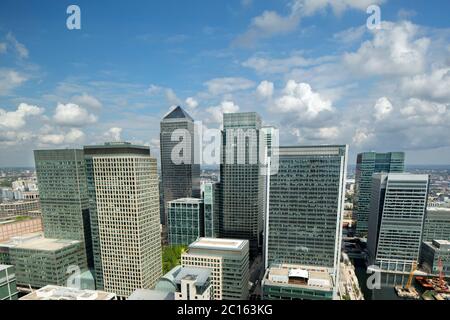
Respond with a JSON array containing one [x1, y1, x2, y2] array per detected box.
[[420, 240, 450, 276], [0, 200, 41, 218], [20, 285, 117, 300], [262, 264, 334, 300], [0, 265, 18, 300], [174, 267, 212, 300], [0, 216, 43, 242]]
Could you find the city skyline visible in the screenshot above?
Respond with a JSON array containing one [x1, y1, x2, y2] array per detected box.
[[0, 1, 450, 166]]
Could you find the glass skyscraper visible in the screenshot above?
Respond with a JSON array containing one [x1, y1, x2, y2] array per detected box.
[[354, 152, 405, 236], [167, 198, 204, 246], [202, 183, 217, 238], [367, 173, 429, 272], [160, 106, 201, 226], [266, 145, 348, 298], [218, 112, 264, 256]]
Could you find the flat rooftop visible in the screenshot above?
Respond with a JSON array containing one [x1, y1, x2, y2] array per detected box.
[[264, 264, 334, 292], [169, 198, 203, 204], [0, 233, 81, 251], [427, 207, 450, 212], [0, 264, 13, 272], [128, 289, 174, 300], [20, 285, 116, 300], [189, 237, 247, 251], [174, 267, 211, 286]]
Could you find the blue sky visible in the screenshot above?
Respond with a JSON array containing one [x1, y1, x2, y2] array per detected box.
[[0, 0, 450, 166]]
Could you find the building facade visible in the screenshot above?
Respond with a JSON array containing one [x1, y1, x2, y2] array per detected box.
[[420, 240, 450, 276], [167, 198, 204, 246], [202, 183, 217, 238], [0, 217, 43, 242], [219, 112, 264, 256], [181, 238, 249, 300], [423, 207, 450, 242], [174, 267, 213, 300], [367, 173, 429, 272], [83, 143, 162, 298], [160, 106, 201, 226], [0, 265, 18, 300], [354, 152, 405, 237], [266, 145, 347, 298]]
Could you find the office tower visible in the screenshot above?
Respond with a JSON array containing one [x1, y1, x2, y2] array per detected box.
[[34, 149, 93, 268], [0, 265, 18, 300], [0, 234, 87, 288], [160, 106, 201, 226], [423, 207, 450, 242], [219, 112, 264, 256], [181, 238, 249, 300], [83, 142, 162, 298], [367, 173, 429, 272], [354, 152, 405, 236], [266, 145, 347, 299], [262, 264, 334, 300], [419, 240, 450, 276], [203, 183, 217, 238], [174, 267, 213, 300], [167, 198, 204, 246]]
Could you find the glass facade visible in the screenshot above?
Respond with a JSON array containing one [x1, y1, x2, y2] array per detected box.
[[422, 208, 450, 242], [219, 112, 264, 256], [0, 265, 18, 300], [354, 152, 405, 236], [368, 173, 429, 272], [203, 183, 216, 238], [160, 107, 201, 226], [168, 198, 204, 246]]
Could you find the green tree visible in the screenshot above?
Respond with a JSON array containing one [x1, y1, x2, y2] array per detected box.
[[162, 245, 187, 274]]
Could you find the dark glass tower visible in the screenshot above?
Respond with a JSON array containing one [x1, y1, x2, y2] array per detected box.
[[160, 106, 200, 226], [218, 112, 264, 257], [354, 152, 405, 236]]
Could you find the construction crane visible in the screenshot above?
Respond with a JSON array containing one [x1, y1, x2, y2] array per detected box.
[[405, 261, 417, 290]]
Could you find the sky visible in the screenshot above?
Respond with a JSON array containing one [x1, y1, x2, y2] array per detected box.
[[0, 0, 449, 166]]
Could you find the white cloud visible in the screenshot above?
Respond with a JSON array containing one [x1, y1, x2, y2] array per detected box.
[[0, 69, 28, 95], [38, 134, 65, 145], [256, 81, 274, 99], [185, 97, 199, 109], [400, 98, 449, 125], [72, 93, 103, 110], [165, 89, 181, 105], [344, 21, 430, 76], [0, 103, 44, 130], [205, 77, 255, 95], [6, 32, 28, 59], [274, 80, 333, 120], [374, 97, 393, 121], [333, 25, 366, 44], [148, 84, 163, 95], [103, 127, 123, 142], [64, 128, 85, 143], [53, 103, 97, 127], [400, 68, 450, 102], [0, 43, 6, 54], [242, 54, 334, 74], [206, 101, 240, 123]]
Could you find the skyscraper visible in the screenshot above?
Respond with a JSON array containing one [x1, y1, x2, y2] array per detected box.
[[167, 198, 204, 246], [422, 207, 450, 242], [160, 106, 201, 226], [354, 152, 405, 237], [266, 145, 347, 299], [367, 173, 429, 272], [202, 182, 217, 238], [219, 112, 264, 256], [34, 149, 93, 268], [83, 142, 162, 298]]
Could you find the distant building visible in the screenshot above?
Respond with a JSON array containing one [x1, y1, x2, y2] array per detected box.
[[181, 237, 250, 300], [0, 216, 43, 242], [354, 152, 405, 236], [367, 173, 429, 272], [202, 183, 217, 238], [420, 240, 450, 276], [160, 106, 201, 226], [262, 264, 334, 300], [0, 265, 18, 300], [168, 198, 204, 246], [423, 207, 450, 242], [0, 233, 87, 288], [83, 142, 162, 298], [266, 145, 347, 299], [0, 200, 40, 218], [218, 112, 264, 256], [20, 285, 117, 300]]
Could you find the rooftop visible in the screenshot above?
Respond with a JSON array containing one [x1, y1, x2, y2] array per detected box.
[[20, 285, 116, 300], [0, 264, 13, 272], [189, 237, 248, 251], [174, 267, 211, 286], [128, 289, 174, 300], [169, 198, 203, 204], [0, 233, 82, 251], [162, 106, 194, 121]]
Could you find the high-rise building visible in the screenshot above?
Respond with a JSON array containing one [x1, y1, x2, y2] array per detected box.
[[34, 149, 93, 268], [420, 240, 450, 276], [367, 173, 429, 272], [266, 145, 347, 299], [219, 112, 264, 256], [167, 198, 204, 246], [181, 237, 249, 300], [202, 183, 217, 238], [354, 152, 405, 236], [0, 265, 18, 300], [423, 207, 450, 242], [160, 106, 200, 226], [83, 142, 162, 298]]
